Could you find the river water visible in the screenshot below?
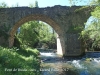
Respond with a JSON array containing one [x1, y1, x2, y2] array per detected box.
[[40, 50, 100, 75]]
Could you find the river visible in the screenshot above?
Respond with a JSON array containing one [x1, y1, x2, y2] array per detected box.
[[39, 50, 100, 75]]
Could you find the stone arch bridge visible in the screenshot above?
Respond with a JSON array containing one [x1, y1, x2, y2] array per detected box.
[[0, 5, 93, 56]]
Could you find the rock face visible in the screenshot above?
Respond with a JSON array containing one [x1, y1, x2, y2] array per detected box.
[[0, 5, 93, 56]]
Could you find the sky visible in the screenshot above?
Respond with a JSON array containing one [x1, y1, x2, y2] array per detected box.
[[0, 0, 91, 7]]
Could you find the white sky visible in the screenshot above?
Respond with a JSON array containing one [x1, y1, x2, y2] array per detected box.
[[0, 0, 91, 7]]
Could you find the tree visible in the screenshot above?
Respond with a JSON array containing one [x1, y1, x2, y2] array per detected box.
[[34, 0, 38, 7], [16, 21, 56, 48], [80, 0, 100, 51], [69, 0, 91, 6], [16, 21, 40, 47], [0, 2, 8, 8], [29, 0, 38, 8]]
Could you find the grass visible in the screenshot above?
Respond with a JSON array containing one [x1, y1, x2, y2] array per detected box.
[[0, 46, 40, 75]]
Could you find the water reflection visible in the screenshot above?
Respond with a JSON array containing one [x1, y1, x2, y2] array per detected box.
[[40, 51, 100, 75]]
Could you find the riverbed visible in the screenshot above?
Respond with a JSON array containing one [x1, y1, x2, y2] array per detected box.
[[40, 51, 100, 75]]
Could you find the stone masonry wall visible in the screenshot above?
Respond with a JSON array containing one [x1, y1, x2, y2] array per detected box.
[[0, 5, 93, 56]]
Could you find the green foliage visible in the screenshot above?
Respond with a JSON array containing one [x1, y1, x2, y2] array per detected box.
[[34, 0, 38, 7], [67, 25, 84, 33], [29, 0, 38, 8], [92, 6, 100, 19], [37, 22, 56, 49], [16, 21, 56, 49], [38, 22, 56, 43], [0, 46, 40, 75], [17, 46, 40, 57], [17, 21, 39, 47], [0, 2, 8, 8], [69, 0, 90, 6], [80, 1, 100, 51]]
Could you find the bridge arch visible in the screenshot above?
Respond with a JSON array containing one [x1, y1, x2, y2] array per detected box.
[[9, 14, 65, 56]]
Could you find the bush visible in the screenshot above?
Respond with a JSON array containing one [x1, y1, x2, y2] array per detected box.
[[0, 46, 40, 75]]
